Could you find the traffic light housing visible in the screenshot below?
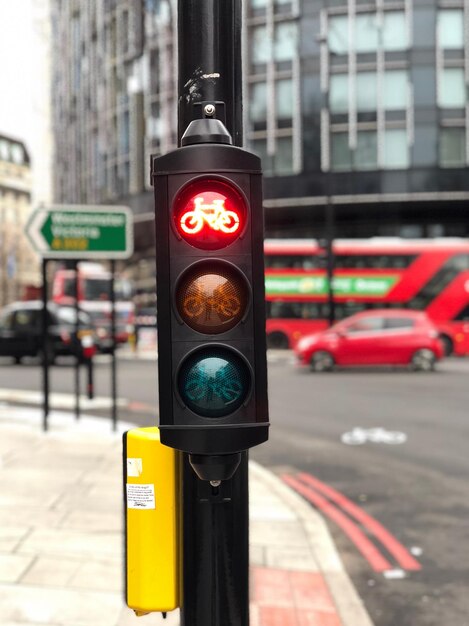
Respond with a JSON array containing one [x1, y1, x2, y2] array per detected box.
[[151, 119, 269, 461]]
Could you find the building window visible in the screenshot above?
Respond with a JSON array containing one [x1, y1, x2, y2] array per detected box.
[[439, 68, 465, 108], [329, 15, 348, 55], [383, 71, 408, 110], [357, 72, 377, 112], [331, 71, 408, 114], [332, 130, 408, 170], [383, 129, 409, 168], [275, 136, 294, 174], [331, 133, 352, 170], [251, 25, 270, 64], [356, 131, 377, 169], [382, 11, 408, 51], [10, 144, 24, 165], [0, 140, 9, 161], [330, 11, 407, 55], [274, 22, 297, 62], [356, 14, 380, 53], [330, 74, 348, 113], [250, 136, 294, 175], [276, 78, 294, 120], [437, 10, 464, 49], [249, 82, 268, 122], [440, 128, 466, 167]]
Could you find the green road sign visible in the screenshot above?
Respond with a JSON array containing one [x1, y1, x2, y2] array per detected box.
[[265, 273, 400, 298], [26, 205, 134, 259]]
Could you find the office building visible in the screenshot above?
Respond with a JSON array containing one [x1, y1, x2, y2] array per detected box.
[[0, 135, 40, 306], [50, 0, 469, 302]]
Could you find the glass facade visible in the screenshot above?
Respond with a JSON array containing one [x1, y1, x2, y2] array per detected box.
[[246, 0, 299, 176], [50, 0, 469, 257]]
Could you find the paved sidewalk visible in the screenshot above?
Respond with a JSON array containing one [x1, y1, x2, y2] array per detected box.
[[0, 406, 373, 626]]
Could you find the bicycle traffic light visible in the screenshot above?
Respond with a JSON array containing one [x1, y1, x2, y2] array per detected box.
[[151, 118, 269, 463]]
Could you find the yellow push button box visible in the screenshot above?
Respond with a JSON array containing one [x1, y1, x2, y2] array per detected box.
[[124, 427, 180, 614]]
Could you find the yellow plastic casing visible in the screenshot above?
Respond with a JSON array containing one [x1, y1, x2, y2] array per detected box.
[[124, 427, 180, 614]]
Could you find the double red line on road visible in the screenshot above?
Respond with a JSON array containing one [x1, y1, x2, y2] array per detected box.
[[283, 473, 421, 574]]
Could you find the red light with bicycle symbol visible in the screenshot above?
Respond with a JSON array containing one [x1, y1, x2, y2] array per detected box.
[[174, 180, 246, 250]]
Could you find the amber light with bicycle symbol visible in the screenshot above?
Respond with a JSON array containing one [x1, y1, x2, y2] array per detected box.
[[176, 261, 249, 334], [174, 180, 246, 250]]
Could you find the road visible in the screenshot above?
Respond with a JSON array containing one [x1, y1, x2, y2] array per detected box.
[[0, 353, 468, 625]]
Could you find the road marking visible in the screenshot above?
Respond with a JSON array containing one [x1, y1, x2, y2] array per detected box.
[[296, 473, 421, 572], [282, 474, 393, 573], [341, 427, 407, 445], [383, 569, 406, 580]]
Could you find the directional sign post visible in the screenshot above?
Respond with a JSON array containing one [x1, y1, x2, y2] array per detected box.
[[26, 205, 134, 434], [26, 205, 133, 260]]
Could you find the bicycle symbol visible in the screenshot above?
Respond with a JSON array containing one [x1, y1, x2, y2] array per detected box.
[[341, 427, 407, 446], [180, 197, 240, 235], [183, 285, 241, 321], [185, 368, 243, 404]]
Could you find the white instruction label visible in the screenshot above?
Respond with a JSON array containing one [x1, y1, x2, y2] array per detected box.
[[126, 483, 155, 510], [127, 458, 143, 477]]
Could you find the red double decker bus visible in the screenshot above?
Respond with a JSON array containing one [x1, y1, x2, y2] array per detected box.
[[265, 238, 469, 356]]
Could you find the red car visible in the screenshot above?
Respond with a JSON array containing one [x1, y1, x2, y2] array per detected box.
[[295, 310, 444, 372]]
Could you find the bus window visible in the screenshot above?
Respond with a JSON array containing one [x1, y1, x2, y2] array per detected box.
[[334, 254, 416, 269], [63, 278, 76, 297], [84, 278, 111, 300]]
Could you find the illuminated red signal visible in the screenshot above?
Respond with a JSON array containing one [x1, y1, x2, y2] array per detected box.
[[174, 180, 246, 250], [180, 196, 240, 235]]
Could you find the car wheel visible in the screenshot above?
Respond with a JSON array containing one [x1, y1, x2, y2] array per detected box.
[[13, 356, 22, 365], [267, 331, 289, 350], [439, 334, 453, 357], [310, 350, 334, 372], [411, 349, 436, 372]]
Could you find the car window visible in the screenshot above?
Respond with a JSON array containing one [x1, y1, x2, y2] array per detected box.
[[0, 311, 14, 330], [14, 310, 38, 329], [345, 317, 384, 333], [384, 317, 415, 330]]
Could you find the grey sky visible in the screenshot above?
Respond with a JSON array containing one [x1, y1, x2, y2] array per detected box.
[[0, 1, 34, 147]]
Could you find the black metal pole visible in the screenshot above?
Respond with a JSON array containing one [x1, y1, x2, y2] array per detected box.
[[41, 259, 49, 432], [178, 0, 243, 147], [74, 261, 80, 420], [87, 357, 94, 400], [177, 2, 249, 625], [110, 260, 117, 431]]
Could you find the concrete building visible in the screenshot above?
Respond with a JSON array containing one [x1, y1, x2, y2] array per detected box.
[[50, 0, 469, 304], [0, 135, 40, 306]]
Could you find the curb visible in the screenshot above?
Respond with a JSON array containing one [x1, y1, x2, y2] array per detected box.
[[249, 461, 374, 626]]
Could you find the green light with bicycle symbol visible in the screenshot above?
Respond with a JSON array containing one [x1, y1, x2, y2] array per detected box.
[[177, 347, 251, 418]]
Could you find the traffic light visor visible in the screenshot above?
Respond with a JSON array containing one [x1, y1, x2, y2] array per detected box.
[[174, 179, 246, 250], [177, 347, 251, 418], [176, 261, 249, 334]]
